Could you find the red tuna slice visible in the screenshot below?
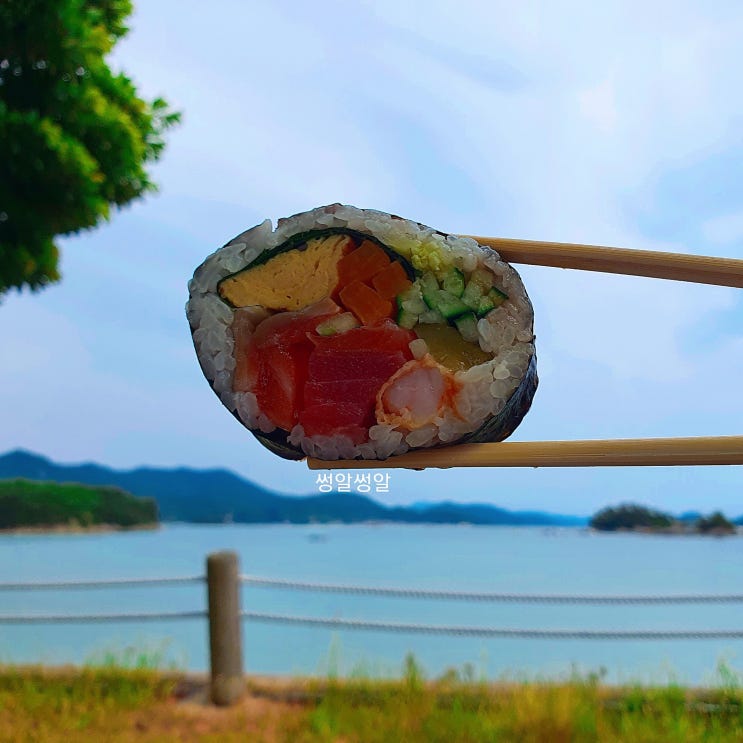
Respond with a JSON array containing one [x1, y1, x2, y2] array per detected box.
[[252, 342, 315, 431], [246, 299, 340, 430], [299, 402, 370, 444], [299, 331, 414, 441], [307, 348, 412, 385], [304, 351, 409, 410]]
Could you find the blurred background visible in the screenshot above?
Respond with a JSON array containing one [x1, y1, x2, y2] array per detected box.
[[1, 0, 742, 682]]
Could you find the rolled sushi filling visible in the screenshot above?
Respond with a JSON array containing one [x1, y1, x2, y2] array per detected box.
[[187, 205, 536, 460]]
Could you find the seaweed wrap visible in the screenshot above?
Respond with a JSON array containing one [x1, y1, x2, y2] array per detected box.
[[186, 204, 538, 461]]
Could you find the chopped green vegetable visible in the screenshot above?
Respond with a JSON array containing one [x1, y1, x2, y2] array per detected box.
[[488, 287, 508, 306], [454, 312, 479, 343], [442, 267, 465, 297], [476, 294, 495, 317], [393, 266, 507, 336], [420, 272, 440, 309], [397, 307, 418, 329], [401, 296, 428, 315], [418, 308, 446, 324], [461, 281, 484, 310], [432, 289, 470, 319], [316, 312, 360, 336], [396, 284, 421, 309]]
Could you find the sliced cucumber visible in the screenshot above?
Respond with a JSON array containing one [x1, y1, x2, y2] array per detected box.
[[431, 289, 470, 319], [396, 283, 421, 309], [442, 267, 465, 298], [401, 295, 427, 315], [420, 272, 440, 309], [454, 312, 479, 344], [397, 307, 418, 329], [316, 312, 360, 336], [418, 308, 446, 324], [488, 287, 508, 306], [476, 294, 495, 317], [461, 281, 484, 310]]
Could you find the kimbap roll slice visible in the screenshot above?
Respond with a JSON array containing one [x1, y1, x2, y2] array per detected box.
[[187, 204, 538, 461]]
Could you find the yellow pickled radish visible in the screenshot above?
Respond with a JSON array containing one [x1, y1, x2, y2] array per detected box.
[[413, 324, 490, 372]]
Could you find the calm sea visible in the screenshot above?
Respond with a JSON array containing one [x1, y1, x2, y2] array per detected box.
[[1, 524, 742, 685]]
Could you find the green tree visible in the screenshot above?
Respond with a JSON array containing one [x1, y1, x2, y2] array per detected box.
[[589, 503, 674, 532], [696, 511, 735, 535], [0, 0, 180, 295]]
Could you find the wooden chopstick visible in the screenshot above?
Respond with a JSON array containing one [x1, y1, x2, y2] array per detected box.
[[463, 236, 743, 288], [306, 436, 743, 471]]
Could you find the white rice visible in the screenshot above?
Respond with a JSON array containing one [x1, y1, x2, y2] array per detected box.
[[186, 205, 535, 459]]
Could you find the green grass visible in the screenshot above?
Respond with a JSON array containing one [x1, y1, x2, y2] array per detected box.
[[1, 655, 743, 742], [300, 655, 743, 742], [84, 638, 186, 671], [0, 666, 177, 741]]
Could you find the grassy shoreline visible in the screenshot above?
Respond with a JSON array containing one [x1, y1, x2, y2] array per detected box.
[[2, 663, 743, 742]]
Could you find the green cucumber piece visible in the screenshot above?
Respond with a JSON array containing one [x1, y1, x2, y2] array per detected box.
[[418, 308, 446, 324], [488, 287, 508, 306], [461, 281, 484, 310], [396, 283, 421, 309], [401, 295, 427, 315], [432, 289, 470, 319], [454, 312, 479, 344], [475, 295, 495, 317], [420, 272, 440, 309], [442, 267, 465, 297], [475, 288, 508, 317], [397, 307, 418, 329], [316, 312, 359, 336]]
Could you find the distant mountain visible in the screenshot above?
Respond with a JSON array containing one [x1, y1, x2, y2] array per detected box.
[[0, 450, 587, 527]]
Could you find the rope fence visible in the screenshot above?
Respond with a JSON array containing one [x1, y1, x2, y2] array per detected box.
[[2, 551, 742, 705], [240, 575, 743, 605], [1, 607, 742, 640], [241, 612, 743, 640], [4, 573, 741, 605], [0, 610, 207, 624], [0, 575, 204, 591]]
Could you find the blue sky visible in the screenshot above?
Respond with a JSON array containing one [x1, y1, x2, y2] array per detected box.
[[2, 0, 742, 515]]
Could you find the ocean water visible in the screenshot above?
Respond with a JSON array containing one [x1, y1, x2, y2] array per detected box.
[[1, 524, 742, 685]]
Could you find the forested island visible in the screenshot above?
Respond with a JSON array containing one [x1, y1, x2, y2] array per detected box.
[[590, 504, 736, 536], [0, 479, 158, 531]]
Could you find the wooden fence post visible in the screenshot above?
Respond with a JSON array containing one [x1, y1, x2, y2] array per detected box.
[[207, 550, 244, 705]]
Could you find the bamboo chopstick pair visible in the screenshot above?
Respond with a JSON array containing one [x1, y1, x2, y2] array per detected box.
[[307, 237, 743, 471]]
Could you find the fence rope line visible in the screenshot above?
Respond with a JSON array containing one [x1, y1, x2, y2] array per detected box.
[[0, 576, 205, 591], [0, 610, 207, 624], [2, 573, 741, 605], [241, 575, 743, 605], [2, 606, 743, 638], [242, 611, 743, 640]]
